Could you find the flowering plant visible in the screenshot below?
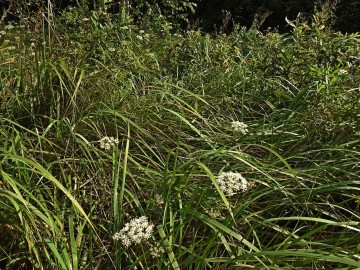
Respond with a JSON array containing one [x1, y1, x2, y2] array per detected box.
[[217, 172, 250, 196], [99, 136, 119, 150], [231, 121, 248, 134], [113, 216, 154, 247]]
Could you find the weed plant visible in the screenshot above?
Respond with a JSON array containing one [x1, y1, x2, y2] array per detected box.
[[0, 6, 359, 270]]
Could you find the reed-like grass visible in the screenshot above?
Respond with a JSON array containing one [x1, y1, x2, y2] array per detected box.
[[0, 8, 359, 269]]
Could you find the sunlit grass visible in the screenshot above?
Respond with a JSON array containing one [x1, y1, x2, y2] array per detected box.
[[0, 9, 359, 269]]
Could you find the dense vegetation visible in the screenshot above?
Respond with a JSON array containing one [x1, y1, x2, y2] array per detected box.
[[1, 0, 360, 33], [0, 1, 359, 269]]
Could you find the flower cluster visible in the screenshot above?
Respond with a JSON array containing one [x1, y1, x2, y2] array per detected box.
[[150, 244, 165, 258], [136, 30, 150, 42], [231, 121, 248, 134], [99, 136, 119, 150], [206, 208, 222, 219], [217, 172, 250, 196], [113, 216, 154, 247]]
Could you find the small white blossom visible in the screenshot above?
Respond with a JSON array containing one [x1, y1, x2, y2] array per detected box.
[[231, 121, 248, 134], [113, 216, 154, 247], [217, 172, 250, 196], [338, 69, 348, 75], [99, 136, 119, 150], [136, 35, 143, 41], [150, 244, 165, 258], [207, 208, 222, 219], [112, 232, 121, 240], [5, 24, 14, 30]]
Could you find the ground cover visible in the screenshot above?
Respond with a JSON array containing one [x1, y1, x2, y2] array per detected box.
[[0, 8, 359, 269]]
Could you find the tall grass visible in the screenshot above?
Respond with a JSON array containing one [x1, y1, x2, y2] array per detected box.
[[1, 6, 359, 269]]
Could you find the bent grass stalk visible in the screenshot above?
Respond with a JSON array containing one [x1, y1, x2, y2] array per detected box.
[[0, 152, 115, 269]]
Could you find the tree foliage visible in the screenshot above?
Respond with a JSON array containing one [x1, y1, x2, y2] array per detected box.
[[193, 0, 359, 33], [0, 0, 359, 33]]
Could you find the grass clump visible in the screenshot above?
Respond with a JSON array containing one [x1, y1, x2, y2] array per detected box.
[[0, 6, 360, 270]]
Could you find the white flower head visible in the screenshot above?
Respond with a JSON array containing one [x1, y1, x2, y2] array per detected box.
[[150, 244, 165, 258], [231, 121, 248, 134], [217, 172, 250, 196], [338, 69, 348, 75], [207, 208, 222, 219], [99, 136, 119, 150], [113, 216, 154, 247], [112, 232, 121, 240]]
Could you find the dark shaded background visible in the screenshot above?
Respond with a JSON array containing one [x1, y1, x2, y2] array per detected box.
[[1, 0, 359, 33], [193, 0, 359, 33]]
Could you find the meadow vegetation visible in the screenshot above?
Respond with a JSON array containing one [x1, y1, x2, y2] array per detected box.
[[0, 3, 360, 269]]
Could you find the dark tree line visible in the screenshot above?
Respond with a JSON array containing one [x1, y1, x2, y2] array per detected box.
[[0, 0, 359, 33], [194, 0, 313, 31], [332, 0, 360, 34], [194, 0, 359, 33]]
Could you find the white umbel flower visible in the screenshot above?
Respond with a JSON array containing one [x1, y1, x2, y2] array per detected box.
[[99, 136, 119, 150], [217, 172, 249, 196], [113, 216, 154, 247], [231, 121, 248, 134], [150, 244, 165, 258]]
